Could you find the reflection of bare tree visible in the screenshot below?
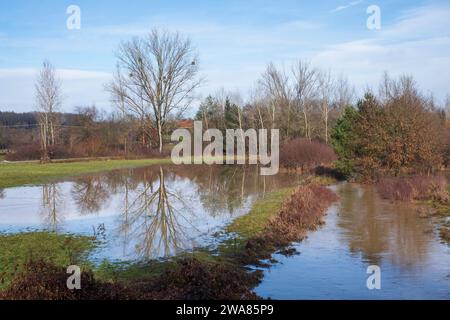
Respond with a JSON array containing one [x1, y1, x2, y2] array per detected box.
[[71, 176, 110, 214], [41, 184, 64, 231], [119, 167, 194, 259], [0, 189, 4, 199], [337, 184, 432, 268]]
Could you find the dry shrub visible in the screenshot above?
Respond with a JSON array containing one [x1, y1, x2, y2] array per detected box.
[[137, 259, 260, 300], [280, 139, 337, 170], [0, 260, 135, 300], [5, 144, 41, 161], [0, 259, 259, 300], [243, 184, 339, 263], [5, 144, 74, 161], [377, 175, 449, 202]]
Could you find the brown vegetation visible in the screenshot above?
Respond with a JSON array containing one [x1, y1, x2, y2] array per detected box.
[[279, 139, 337, 170], [241, 184, 339, 264], [376, 175, 449, 202], [0, 259, 259, 300]]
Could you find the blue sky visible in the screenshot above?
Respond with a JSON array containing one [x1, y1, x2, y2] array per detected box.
[[0, 0, 449, 112]]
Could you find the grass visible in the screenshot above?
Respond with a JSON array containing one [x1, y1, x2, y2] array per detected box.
[[227, 187, 295, 240], [0, 232, 96, 289], [0, 158, 172, 189]]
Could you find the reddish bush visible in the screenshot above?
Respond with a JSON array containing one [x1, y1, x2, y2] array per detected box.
[[0, 259, 259, 300], [5, 144, 74, 161], [0, 260, 135, 300], [4, 144, 41, 161], [377, 175, 449, 202], [243, 184, 339, 264], [280, 139, 337, 170], [138, 259, 260, 300]]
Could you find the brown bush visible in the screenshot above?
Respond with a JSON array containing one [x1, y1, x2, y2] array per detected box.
[[137, 259, 260, 300], [0, 260, 136, 300], [0, 259, 259, 300], [280, 139, 337, 170], [242, 184, 339, 264], [5, 144, 41, 161], [377, 175, 449, 202], [5, 144, 74, 161]]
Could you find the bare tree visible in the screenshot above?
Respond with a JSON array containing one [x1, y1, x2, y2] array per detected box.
[[259, 63, 292, 132], [35, 60, 62, 162], [108, 29, 202, 152], [318, 70, 335, 143], [292, 60, 319, 140], [333, 75, 355, 112]]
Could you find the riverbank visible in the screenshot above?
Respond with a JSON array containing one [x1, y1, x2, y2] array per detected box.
[[0, 158, 172, 189]]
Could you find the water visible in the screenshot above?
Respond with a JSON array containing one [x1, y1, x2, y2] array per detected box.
[[255, 183, 450, 300], [1, 168, 449, 299], [0, 165, 300, 263]]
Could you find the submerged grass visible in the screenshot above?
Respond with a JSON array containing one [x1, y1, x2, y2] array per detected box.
[[0, 232, 96, 289], [0, 158, 171, 189]]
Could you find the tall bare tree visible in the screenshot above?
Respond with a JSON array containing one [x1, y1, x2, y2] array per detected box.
[[108, 29, 202, 152], [318, 70, 335, 143], [292, 60, 319, 140], [35, 60, 62, 162], [259, 63, 292, 132]]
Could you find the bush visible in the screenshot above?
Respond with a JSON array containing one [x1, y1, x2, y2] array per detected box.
[[5, 144, 74, 161], [0, 260, 135, 300], [280, 139, 337, 170], [5, 144, 41, 161], [377, 175, 449, 202], [243, 184, 339, 264], [0, 259, 259, 300]]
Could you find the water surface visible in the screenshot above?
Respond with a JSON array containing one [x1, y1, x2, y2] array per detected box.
[[255, 183, 450, 300], [0, 165, 300, 262]]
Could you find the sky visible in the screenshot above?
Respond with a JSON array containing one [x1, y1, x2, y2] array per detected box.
[[0, 0, 449, 113]]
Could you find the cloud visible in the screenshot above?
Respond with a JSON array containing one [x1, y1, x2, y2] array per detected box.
[[313, 5, 450, 102], [0, 69, 112, 112], [331, 0, 363, 13]]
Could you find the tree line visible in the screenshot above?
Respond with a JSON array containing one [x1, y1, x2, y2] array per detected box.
[[1, 28, 450, 179]]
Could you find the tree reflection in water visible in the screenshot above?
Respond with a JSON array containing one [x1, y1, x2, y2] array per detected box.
[[0, 189, 4, 199], [40, 183, 64, 232], [119, 167, 196, 259], [71, 176, 110, 215], [337, 183, 434, 268]]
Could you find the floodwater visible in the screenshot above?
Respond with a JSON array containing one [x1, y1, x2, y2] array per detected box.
[[255, 183, 450, 300], [0, 165, 300, 262], [1, 167, 449, 299]]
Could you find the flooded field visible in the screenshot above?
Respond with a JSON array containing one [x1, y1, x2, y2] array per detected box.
[[1, 166, 449, 299], [0, 165, 300, 262], [255, 183, 450, 300]]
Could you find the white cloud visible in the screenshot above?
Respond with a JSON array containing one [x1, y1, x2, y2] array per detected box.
[[331, 0, 363, 13], [0, 69, 112, 112], [313, 5, 450, 102]]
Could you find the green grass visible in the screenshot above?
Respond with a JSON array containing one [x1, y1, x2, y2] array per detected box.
[[0, 232, 96, 289], [0, 158, 171, 189], [227, 187, 295, 240]]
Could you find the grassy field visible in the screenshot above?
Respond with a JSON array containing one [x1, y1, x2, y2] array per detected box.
[[0, 232, 96, 289], [0, 158, 172, 189]]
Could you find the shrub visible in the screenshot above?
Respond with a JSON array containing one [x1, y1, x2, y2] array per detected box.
[[279, 139, 337, 170], [0, 260, 135, 300], [243, 184, 339, 263], [377, 175, 449, 202], [0, 259, 259, 300], [4, 144, 41, 161]]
